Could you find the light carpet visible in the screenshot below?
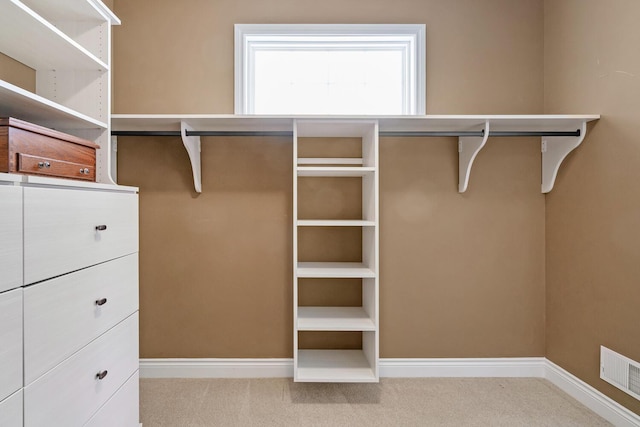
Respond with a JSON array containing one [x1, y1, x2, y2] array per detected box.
[[140, 377, 611, 426]]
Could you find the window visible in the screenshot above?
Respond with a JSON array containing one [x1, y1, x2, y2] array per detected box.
[[234, 24, 426, 115]]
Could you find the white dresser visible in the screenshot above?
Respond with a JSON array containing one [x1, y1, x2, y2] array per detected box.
[[0, 173, 139, 427]]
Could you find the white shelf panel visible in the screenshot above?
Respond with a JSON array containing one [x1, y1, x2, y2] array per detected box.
[[297, 262, 375, 278], [296, 350, 377, 382], [297, 167, 375, 177], [297, 307, 375, 331], [296, 120, 377, 138], [297, 219, 375, 227], [0, 0, 108, 71], [0, 80, 107, 130], [22, 0, 116, 23], [377, 114, 600, 132], [297, 158, 363, 165], [112, 114, 295, 132], [111, 114, 600, 133]]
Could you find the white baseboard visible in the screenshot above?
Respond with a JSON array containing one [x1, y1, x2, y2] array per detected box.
[[139, 357, 545, 379], [140, 358, 293, 378], [544, 360, 640, 427], [380, 357, 546, 378], [139, 357, 640, 426]]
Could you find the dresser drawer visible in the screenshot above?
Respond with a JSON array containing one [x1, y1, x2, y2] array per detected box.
[[24, 313, 139, 427], [24, 254, 139, 385], [24, 186, 138, 284], [85, 371, 139, 427], [0, 288, 22, 401], [0, 389, 23, 427], [0, 185, 22, 293]]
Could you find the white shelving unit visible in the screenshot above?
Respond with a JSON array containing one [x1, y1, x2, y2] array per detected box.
[[0, 0, 120, 184], [111, 114, 600, 193], [293, 119, 380, 383]]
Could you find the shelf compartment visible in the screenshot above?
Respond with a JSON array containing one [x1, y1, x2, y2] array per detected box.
[[297, 307, 375, 331], [297, 262, 375, 278], [297, 219, 375, 227], [297, 167, 375, 177], [297, 158, 363, 165], [296, 349, 376, 382], [0, 80, 107, 130], [22, 0, 114, 23], [0, 0, 108, 71]]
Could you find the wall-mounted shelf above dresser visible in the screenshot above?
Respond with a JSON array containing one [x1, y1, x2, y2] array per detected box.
[[0, 0, 120, 184], [111, 114, 600, 194]]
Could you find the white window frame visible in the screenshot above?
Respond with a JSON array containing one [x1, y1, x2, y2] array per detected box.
[[234, 24, 426, 115]]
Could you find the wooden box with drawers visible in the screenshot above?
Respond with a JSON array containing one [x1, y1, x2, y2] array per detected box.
[[0, 117, 98, 181]]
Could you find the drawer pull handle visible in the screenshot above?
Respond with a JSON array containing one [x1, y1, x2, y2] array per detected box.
[[95, 225, 107, 231], [95, 298, 108, 306], [96, 370, 108, 380], [80, 168, 90, 175], [37, 161, 51, 169]]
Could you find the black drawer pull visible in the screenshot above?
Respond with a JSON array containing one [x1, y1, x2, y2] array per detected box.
[[95, 225, 107, 231], [95, 298, 108, 306], [96, 370, 108, 380]]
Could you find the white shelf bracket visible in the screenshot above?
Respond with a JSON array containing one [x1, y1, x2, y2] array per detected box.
[[541, 121, 587, 193], [180, 121, 202, 193], [458, 120, 490, 193]]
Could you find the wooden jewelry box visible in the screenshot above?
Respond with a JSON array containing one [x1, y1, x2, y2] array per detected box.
[[0, 117, 99, 182]]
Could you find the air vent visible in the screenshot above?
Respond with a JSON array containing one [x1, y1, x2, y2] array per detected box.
[[600, 346, 640, 401]]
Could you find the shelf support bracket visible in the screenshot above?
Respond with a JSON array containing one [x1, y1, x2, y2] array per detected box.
[[180, 121, 202, 193], [541, 121, 587, 193], [458, 120, 490, 193]]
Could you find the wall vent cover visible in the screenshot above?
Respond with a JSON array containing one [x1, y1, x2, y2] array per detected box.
[[600, 346, 640, 401]]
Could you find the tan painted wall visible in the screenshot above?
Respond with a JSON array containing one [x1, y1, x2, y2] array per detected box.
[[113, 0, 546, 358], [544, 0, 640, 415], [0, 53, 35, 92]]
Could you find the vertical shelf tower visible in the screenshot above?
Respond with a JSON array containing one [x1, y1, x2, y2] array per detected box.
[[293, 119, 380, 382]]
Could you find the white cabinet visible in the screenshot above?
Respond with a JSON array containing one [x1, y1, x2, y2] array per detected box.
[[0, 288, 22, 401], [23, 254, 139, 384], [0, 0, 120, 183], [85, 371, 140, 427], [0, 174, 140, 427], [23, 186, 139, 284], [0, 185, 22, 293], [293, 120, 379, 382], [0, 390, 23, 427], [24, 314, 139, 427]]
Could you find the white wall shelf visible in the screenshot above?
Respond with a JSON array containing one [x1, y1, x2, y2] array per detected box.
[[297, 307, 376, 331], [0, 0, 108, 71], [297, 350, 377, 383], [0, 80, 107, 130], [22, 0, 120, 24], [298, 158, 363, 165], [111, 114, 599, 193], [296, 220, 376, 227], [297, 167, 376, 177], [296, 262, 376, 279], [0, 0, 119, 185]]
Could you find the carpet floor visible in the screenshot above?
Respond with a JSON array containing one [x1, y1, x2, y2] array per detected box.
[[140, 377, 611, 426]]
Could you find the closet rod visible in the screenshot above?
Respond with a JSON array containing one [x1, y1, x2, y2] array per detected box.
[[111, 129, 580, 137], [379, 130, 581, 137]]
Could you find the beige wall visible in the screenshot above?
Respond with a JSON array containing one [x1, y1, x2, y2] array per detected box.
[[113, 0, 546, 359], [113, 0, 542, 115], [544, 0, 640, 415], [0, 53, 35, 92]]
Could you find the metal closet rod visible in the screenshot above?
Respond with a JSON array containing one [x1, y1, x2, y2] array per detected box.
[[111, 129, 580, 137]]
